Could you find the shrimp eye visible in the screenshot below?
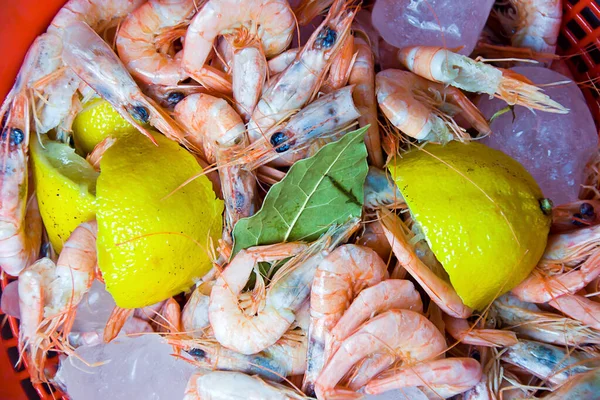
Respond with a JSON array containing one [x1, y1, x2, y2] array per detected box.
[[167, 92, 185, 106], [10, 128, 24, 145], [131, 106, 150, 123], [314, 26, 337, 50], [270, 131, 291, 153], [580, 202, 595, 218], [186, 348, 206, 358]]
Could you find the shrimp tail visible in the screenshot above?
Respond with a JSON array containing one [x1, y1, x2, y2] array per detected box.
[[497, 71, 569, 114]]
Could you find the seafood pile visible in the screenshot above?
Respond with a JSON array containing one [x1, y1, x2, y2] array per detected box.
[[1, 0, 600, 399]]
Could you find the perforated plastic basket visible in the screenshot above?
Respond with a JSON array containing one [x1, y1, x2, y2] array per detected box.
[[1, 0, 600, 399]]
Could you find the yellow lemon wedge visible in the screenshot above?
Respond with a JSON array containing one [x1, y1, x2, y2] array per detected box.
[[388, 141, 551, 310], [72, 98, 139, 155], [96, 132, 223, 308], [30, 136, 98, 253]]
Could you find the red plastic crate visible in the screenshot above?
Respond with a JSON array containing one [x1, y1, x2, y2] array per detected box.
[[1, 0, 599, 399]]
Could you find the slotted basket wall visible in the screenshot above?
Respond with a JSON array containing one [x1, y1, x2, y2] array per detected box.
[[1, 0, 600, 399]]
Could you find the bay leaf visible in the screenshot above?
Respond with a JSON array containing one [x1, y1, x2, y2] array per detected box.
[[232, 127, 368, 255]]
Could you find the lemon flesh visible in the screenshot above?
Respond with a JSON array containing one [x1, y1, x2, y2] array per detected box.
[[31, 137, 98, 253], [388, 141, 551, 310], [72, 99, 138, 155], [96, 132, 223, 308]]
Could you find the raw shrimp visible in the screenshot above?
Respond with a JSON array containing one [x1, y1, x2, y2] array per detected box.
[[232, 42, 268, 121], [303, 244, 388, 394], [500, 0, 561, 55], [511, 247, 600, 303], [442, 315, 518, 347], [331, 279, 424, 342], [183, 370, 306, 400], [379, 209, 473, 318], [493, 293, 600, 346], [349, 36, 383, 168], [541, 223, 600, 264], [173, 93, 257, 235], [49, 0, 146, 34], [18, 221, 97, 381], [543, 367, 600, 400], [182, 285, 211, 338], [362, 167, 404, 210], [153, 297, 182, 333], [321, 34, 355, 93], [61, 20, 185, 145], [236, 86, 360, 170], [0, 97, 41, 276], [376, 69, 491, 143], [181, 324, 307, 381], [314, 309, 447, 400], [364, 358, 482, 398], [501, 340, 599, 386], [267, 48, 301, 75], [548, 294, 600, 330], [116, 0, 197, 86], [398, 46, 568, 114], [346, 353, 396, 391], [357, 219, 393, 262], [182, 0, 295, 86], [551, 200, 600, 233], [209, 219, 359, 355], [248, 0, 355, 141]]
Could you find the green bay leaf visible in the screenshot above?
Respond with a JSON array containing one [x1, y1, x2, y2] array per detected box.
[[232, 127, 368, 255]]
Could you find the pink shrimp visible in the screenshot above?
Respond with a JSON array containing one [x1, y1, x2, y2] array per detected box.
[[512, 247, 600, 303], [398, 46, 567, 114], [314, 309, 447, 400], [232, 40, 268, 122], [542, 223, 600, 264], [551, 200, 600, 233], [302, 244, 388, 394], [376, 69, 491, 143], [443, 315, 518, 347], [548, 294, 600, 330], [116, 0, 197, 86], [379, 209, 473, 318], [364, 358, 483, 398], [321, 33, 355, 93], [18, 221, 97, 382], [349, 36, 383, 168], [248, 0, 356, 141], [356, 219, 393, 262], [182, 0, 295, 89]]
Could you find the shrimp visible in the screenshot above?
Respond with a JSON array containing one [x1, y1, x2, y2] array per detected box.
[[397, 46, 568, 114], [364, 358, 482, 398], [173, 93, 257, 236], [548, 294, 600, 331], [379, 209, 473, 318], [209, 219, 359, 355], [116, 0, 197, 86], [551, 201, 600, 233], [302, 244, 388, 394], [512, 247, 600, 303], [543, 367, 600, 400], [153, 297, 181, 333], [500, 0, 561, 55], [248, 0, 355, 141], [180, 323, 307, 381], [349, 36, 383, 168], [183, 370, 307, 400], [357, 219, 393, 262], [182, 285, 211, 338], [18, 221, 97, 381], [182, 0, 295, 87], [61, 20, 185, 145], [234, 86, 360, 170], [0, 101, 41, 275], [321, 34, 355, 93], [232, 41, 268, 122], [501, 340, 599, 386], [362, 167, 404, 210], [442, 315, 518, 347], [345, 353, 396, 391], [267, 47, 301, 75], [493, 293, 600, 346], [314, 309, 447, 400], [294, 0, 333, 26], [541, 223, 600, 264], [331, 279, 424, 343], [376, 69, 491, 143]]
